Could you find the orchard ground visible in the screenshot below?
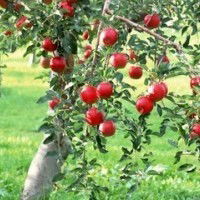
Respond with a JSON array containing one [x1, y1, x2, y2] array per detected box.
[[0, 49, 200, 200]]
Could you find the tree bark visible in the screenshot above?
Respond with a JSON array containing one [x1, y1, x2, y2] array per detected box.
[[21, 135, 72, 200]]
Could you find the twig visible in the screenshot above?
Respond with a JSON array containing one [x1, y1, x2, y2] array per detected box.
[[92, 0, 112, 65]]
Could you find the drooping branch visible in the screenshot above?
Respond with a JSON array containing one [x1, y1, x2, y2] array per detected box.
[[117, 15, 181, 52], [101, 0, 182, 53]]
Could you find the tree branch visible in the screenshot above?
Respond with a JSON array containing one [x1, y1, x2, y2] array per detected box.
[[119, 16, 181, 52], [106, 11, 182, 53], [92, 0, 112, 65]]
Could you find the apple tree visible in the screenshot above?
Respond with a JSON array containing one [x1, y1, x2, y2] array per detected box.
[[0, 0, 200, 199]]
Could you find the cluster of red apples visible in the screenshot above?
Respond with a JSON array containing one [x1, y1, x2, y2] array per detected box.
[[2, 0, 78, 36], [80, 83, 116, 137], [189, 76, 200, 139], [2, 1, 33, 36]]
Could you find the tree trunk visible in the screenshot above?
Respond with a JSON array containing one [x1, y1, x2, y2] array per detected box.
[[21, 135, 72, 200]]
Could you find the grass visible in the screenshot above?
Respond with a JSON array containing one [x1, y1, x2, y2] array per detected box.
[[0, 50, 199, 200]]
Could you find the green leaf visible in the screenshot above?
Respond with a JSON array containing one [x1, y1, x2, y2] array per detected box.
[[178, 164, 196, 172], [52, 173, 65, 182], [183, 35, 190, 48], [168, 139, 178, 148], [156, 104, 162, 116]]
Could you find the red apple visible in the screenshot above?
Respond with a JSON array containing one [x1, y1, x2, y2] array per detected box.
[[4, 30, 13, 36], [84, 45, 92, 51], [84, 49, 92, 59], [129, 66, 143, 79], [192, 124, 200, 135], [190, 124, 200, 139], [80, 85, 98, 104], [49, 97, 61, 110], [82, 30, 89, 40], [13, 2, 23, 12], [85, 107, 104, 126], [147, 82, 168, 102], [190, 76, 200, 93], [129, 49, 137, 61], [190, 132, 199, 139], [159, 55, 170, 64], [0, 0, 7, 9], [50, 56, 66, 73], [109, 53, 128, 69], [99, 120, 116, 137], [40, 57, 50, 69], [160, 82, 168, 97], [59, 2, 75, 17], [66, 0, 77, 5], [136, 96, 154, 115], [42, 38, 57, 52], [100, 28, 118, 46], [42, 0, 52, 4], [97, 82, 113, 99], [144, 13, 160, 29], [15, 16, 28, 29]]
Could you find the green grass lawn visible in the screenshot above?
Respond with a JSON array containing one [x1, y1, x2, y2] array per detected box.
[[0, 50, 199, 200]]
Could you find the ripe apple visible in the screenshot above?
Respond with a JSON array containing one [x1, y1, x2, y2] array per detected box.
[[80, 85, 98, 104], [0, 0, 7, 9], [97, 82, 113, 99], [48, 97, 61, 110], [100, 28, 118, 46], [42, 38, 57, 52], [192, 124, 200, 135], [42, 0, 52, 4], [82, 30, 89, 40], [4, 30, 13, 36], [148, 82, 168, 102], [84, 49, 92, 59], [109, 53, 128, 69], [159, 55, 170, 64], [190, 76, 200, 94], [85, 107, 104, 126], [84, 45, 92, 51], [190, 124, 200, 139], [136, 96, 154, 115], [40, 57, 50, 69], [129, 49, 137, 61], [15, 16, 28, 29], [129, 66, 143, 79], [66, 0, 77, 5], [50, 56, 66, 73], [59, 1, 75, 17], [160, 82, 168, 96], [144, 13, 160, 29], [13, 2, 24, 12], [99, 120, 116, 137], [190, 132, 199, 139]]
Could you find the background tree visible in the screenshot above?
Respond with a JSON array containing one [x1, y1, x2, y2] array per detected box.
[[0, 0, 199, 199]]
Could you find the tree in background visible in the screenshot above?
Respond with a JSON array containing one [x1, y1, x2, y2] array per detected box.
[[0, 0, 200, 199]]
